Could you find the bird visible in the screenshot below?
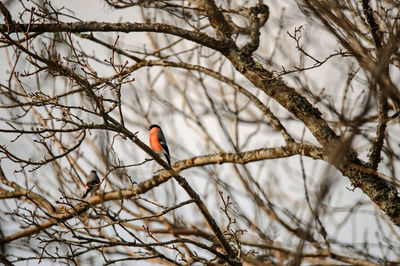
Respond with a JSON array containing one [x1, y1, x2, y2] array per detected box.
[[82, 170, 100, 198], [149, 124, 171, 167]]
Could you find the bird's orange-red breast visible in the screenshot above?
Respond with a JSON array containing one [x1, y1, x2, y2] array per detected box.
[[149, 124, 171, 166], [149, 126, 163, 152]]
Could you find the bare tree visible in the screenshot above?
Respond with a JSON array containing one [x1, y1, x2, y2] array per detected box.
[[0, 0, 399, 265]]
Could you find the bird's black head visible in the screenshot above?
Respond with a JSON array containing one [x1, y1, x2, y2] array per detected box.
[[149, 124, 160, 130], [90, 170, 97, 174]]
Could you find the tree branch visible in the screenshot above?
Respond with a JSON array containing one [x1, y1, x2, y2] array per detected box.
[[241, 3, 269, 56], [361, 0, 383, 50], [0, 22, 226, 52], [202, 0, 234, 42], [362, 0, 388, 170]]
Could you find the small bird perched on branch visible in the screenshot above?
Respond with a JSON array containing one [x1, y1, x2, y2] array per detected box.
[[149, 124, 171, 167], [82, 170, 100, 198]]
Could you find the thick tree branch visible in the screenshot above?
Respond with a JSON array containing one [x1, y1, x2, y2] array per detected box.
[[0, 254, 12, 266], [202, 0, 233, 42], [0, 22, 226, 52]]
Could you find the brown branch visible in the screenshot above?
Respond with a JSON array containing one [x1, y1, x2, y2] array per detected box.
[[361, 0, 383, 49], [0, 254, 12, 266], [362, 0, 388, 170], [0, 2, 13, 33], [202, 0, 233, 41], [176, 143, 326, 169], [241, 3, 269, 56], [226, 5, 269, 35], [368, 88, 388, 170], [0, 21, 226, 52], [115, 223, 217, 245]]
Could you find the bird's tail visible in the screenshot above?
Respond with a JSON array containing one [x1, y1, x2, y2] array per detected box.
[[164, 152, 171, 167], [82, 189, 90, 198]]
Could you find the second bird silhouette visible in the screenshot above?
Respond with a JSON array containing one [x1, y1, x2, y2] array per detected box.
[[82, 170, 100, 198], [149, 124, 171, 167]]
